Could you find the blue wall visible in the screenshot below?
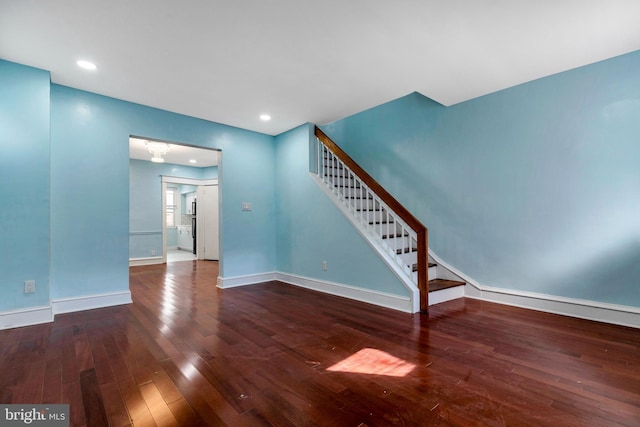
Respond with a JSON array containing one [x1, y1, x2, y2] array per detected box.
[[322, 51, 640, 307], [202, 166, 218, 179], [274, 124, 408, 295], [0, 60, 51, 310], [0, 58, 277, 313], [50, 84, 276, 298], [219, 125, 277, 278], [3, 49, 638, 319]]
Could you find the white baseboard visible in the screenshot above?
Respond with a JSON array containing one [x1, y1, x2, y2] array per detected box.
[[0, 305, 53, 330], [465, 287, 640, 329], [218, 271, 460, 313], [52, 291, 132, 315], [0, 290, 132, 330], [217, 272, 277, 289], [129, 256, 164, 266], [276, 272, 414, 313], [429, 249, 640, 329]]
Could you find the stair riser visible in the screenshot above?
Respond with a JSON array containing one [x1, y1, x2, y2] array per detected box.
[[428, 266, 437, 279], [322, 166, 350, 179], [382, 235, 415, 251], [397, 250, 417, 266], [348, 198, 376, 210], [361, 210, 400, 224], [412, 267, 435, 283]]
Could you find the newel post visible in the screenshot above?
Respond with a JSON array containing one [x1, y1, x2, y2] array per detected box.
[[418, 228, 429, 313]]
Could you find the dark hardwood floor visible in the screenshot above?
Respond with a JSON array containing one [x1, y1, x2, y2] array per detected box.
[[1, 260, 639, 426]]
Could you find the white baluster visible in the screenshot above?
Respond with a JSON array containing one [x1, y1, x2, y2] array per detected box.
[[319, 142, 419, 288]]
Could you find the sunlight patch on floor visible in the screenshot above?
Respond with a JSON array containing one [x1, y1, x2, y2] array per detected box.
[[327, 348, 415, 377]]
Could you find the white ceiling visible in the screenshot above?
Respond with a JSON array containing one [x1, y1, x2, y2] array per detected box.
[[1, 1, 639, 136], [129, 137, 219, 167]]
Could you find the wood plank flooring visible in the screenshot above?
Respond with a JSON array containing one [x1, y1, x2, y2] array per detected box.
[[1, 260, 639, 426]]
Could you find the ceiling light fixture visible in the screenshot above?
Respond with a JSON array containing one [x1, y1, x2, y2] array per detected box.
[[146, 141, 170, 163], [260, 114, 271, 121], [189, 159, 197, 164], [76, 60, 97, 70]]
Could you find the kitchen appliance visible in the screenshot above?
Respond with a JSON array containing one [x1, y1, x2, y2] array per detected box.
[[191, 199, 197, 254]]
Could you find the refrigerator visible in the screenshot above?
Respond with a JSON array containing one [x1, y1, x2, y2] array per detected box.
[[191, 199, 197, 254]]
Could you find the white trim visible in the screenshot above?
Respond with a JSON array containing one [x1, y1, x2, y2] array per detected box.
[[161, 176, 218, 186], [429, 284, 466, 306], [0, 305, 53, 330], [162, 180, 168, 264], [129, 256, 164, 266], [465, 287, 640, 329], [217, 272, 277, 289], [51, 291, 132, 315], [429, 249, 640, 329], [0, 290, 132, 330], [218, 271, 464, 313], [429, 250, 479, 289], [275, 272, 414, 313]]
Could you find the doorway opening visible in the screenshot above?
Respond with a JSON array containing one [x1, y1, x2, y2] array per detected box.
[[161, 175, 219, 263], [128, 136, 221, 266]]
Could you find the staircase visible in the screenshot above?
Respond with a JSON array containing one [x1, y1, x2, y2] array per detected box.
[[311, 127, 465, 312]]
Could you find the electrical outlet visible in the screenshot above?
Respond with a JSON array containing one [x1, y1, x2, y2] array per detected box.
[[24, 280, 36, 294], [151, 249, 156, 256], [241, 202, 252, 211], [322, 261, 328, 271]]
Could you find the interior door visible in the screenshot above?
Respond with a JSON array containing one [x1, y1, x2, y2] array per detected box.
[[197, 184, 219, 260]]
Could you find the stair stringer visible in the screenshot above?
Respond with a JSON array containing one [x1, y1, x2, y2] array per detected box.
[[310, 172, 421, 313], [428, 251, 468, 284]]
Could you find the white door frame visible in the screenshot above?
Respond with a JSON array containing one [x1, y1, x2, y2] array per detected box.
[[197, 184, 220, 260]]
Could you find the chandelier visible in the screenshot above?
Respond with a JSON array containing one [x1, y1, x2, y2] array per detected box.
[[145, 141, 170, 163]]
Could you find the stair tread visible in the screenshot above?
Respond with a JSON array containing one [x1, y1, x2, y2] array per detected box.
[[428, 279, 465, 292], [397, 247, 418, 255], [332, 183, 361, 188], [412, 262, 437, 272], [382, 233, 408, 239]]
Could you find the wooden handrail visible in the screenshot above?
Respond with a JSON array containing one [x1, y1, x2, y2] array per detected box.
[[315, 126, 430, 312]]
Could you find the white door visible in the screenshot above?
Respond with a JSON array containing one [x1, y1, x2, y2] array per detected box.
[[196, 184, 219, 260]]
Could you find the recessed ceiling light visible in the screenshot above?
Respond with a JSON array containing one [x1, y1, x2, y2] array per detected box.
[[76, 60, 97, 70], [260, 114, 271, 121], [189, 159, 197, 164]]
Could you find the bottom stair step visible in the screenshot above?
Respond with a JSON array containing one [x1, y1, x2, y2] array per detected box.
[[428, 279, 465, 292], [428, 278, 466, 306]]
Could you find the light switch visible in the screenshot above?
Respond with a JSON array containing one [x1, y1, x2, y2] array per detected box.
[[241, 202, 252, 211], [24, 280, 36, 294]]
